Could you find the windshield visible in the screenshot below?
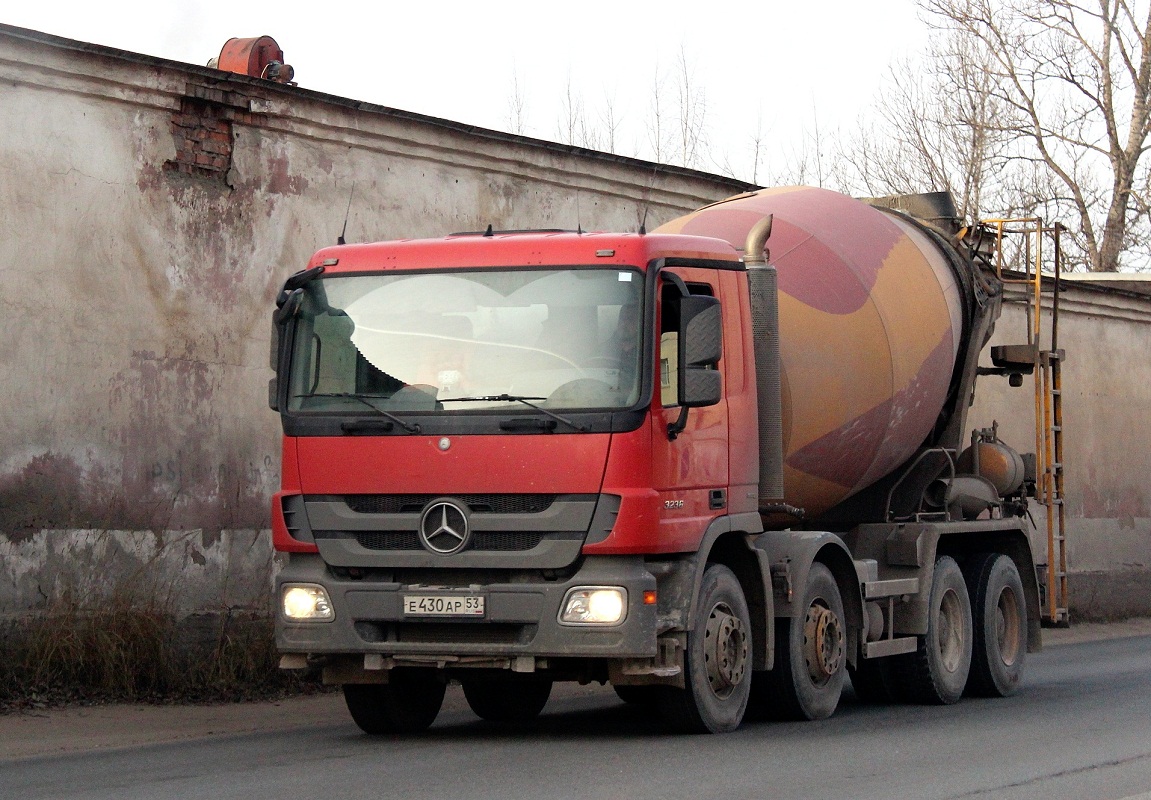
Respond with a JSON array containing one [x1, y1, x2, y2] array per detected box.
[[286, 268, 644, 414]]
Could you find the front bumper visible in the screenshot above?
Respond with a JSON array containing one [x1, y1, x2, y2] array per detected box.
[[276, 554, 659, 660]]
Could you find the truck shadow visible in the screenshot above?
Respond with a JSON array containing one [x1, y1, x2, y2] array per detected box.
[[373, 690, 892, 742]]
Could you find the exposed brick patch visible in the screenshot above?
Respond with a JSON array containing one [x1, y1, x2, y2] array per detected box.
[[164, 83, 268, 183], [165, 96, 233, 181]]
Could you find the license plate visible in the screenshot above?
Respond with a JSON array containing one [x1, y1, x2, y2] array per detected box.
[[403, 595, 485, 617]]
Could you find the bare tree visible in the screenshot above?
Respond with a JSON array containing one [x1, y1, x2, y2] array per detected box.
[[599, 89, 622, 155], [577, 106, 603, 152], [807, 104, 832, 188], [506, 63, 529, 136], [557, 75, 610, 150], [749, 109, 767, 186], [674, 47, 708, 169], [711, 112, 768, 183], [504, 48, 715, 171], [557, 76, 583, 147], [922, 0, 1151, 272], [839, 40, 1011, 221], [646, 66, 671, 164]]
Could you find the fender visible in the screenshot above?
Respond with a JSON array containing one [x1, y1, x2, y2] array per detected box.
[[754, 529, 864, 668], [649, 512, 773, 670]]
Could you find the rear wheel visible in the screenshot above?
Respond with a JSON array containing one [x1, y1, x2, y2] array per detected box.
[[343, 669, 446, 734], [893, 556, 972, 704], [964, 553, 1027, 697], [462, 678, 553, 723], [754, 562, 846, 720], [659, 564, 752, 733]]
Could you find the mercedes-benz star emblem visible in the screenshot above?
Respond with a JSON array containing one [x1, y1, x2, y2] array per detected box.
[[418, 500, 470, 555]]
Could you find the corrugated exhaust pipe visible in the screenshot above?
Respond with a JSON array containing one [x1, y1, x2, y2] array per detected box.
[[744, 215, 784, 503]]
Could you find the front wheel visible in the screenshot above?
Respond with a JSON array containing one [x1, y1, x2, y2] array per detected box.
[[964, 553, 1027, 697], [462, 678, 552, 723], [659, 564, 752, 733], [343, 669, 446, 734]]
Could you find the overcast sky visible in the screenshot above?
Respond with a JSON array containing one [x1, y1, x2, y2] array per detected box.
[[5, 0, 933, 182]]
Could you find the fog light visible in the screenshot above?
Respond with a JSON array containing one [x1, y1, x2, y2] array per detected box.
[[282, 584, 334, 621], [559, 587, 627, 625]]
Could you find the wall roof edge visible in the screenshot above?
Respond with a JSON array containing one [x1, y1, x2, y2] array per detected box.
[[0, 22, 758, 195]]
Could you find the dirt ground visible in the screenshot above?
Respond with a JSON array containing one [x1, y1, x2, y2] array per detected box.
[[3, 618, 1149, 761]]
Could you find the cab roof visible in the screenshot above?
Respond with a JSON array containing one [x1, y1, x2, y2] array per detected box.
[[306, 231, 743, 274]]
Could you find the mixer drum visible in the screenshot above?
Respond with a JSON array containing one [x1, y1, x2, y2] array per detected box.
[[655, 186, 967, 518]]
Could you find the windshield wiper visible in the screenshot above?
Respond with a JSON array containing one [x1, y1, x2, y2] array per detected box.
[[441, 394, 588, 433], [298, 393, 422, 434]]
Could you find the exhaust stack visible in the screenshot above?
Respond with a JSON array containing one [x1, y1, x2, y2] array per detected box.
[[744, 215, 785, 503]]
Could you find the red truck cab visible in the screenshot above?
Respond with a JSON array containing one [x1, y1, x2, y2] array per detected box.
[[270, 230, 770, 733]]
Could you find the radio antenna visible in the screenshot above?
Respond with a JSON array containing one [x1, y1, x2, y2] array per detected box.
[[337, 181, 356, 245]]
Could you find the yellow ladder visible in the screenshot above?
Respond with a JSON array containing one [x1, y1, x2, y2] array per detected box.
[[980, 218, 1069, 624], [1041, 348, 1069, 624]]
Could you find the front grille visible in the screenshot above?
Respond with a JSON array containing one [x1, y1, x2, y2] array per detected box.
[[344, 494, 556, 515], [473, 531, 546, 551], [352, 622, 529, 646], [353, 531, 546, 552], [396, 623, 527, 645], [354, 531, 420, 550]]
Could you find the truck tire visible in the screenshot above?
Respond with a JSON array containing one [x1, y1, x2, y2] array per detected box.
[[754, 562, 846, 721], [893, 556, 972, 704], [342, 669, 446, 734], [963, 553, 1027, 697], [659, 564, 752, 733], [462, 678, 552, 723]]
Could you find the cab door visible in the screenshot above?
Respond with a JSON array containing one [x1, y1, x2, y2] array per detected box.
[[650, 266, 729, 552]]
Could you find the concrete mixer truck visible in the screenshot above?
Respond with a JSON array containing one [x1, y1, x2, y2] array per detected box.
[[269, 185, 1049, 734]]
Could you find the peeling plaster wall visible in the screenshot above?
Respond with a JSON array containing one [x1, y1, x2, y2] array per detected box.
[[0, 27, 752, 618], [2, 27, 1147, 622], [971, 284, 1151, 619]]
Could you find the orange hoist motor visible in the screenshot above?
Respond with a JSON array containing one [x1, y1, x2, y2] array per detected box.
[[211, 36, 295, 83]]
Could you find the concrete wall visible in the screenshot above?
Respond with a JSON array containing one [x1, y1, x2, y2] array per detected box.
[[972, 281, 1151, 620], [0, 26, 751, 618], [0, 25, 1147, 622]]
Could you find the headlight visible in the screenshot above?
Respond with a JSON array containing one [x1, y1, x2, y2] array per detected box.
[[281, 584, 334, 621], [559, 587, 627, 625]]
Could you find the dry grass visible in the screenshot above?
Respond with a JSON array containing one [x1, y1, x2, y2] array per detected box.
[[0, 584, 313, 711]]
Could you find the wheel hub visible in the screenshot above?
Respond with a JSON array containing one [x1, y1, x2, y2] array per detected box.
[[803, 603, 844, 685], [938, 588, 964, 673], [995, 586, 1022, 666], [703, 602, 749, 698]]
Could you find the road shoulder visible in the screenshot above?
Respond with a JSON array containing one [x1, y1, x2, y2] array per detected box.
[[0, 693, 346, 761]]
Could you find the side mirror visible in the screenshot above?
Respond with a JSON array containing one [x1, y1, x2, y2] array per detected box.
[[269, 288, 304, 411], [269, 267, 324, 413], [268, 320, 281, 411], [678, 295, 722, 408]]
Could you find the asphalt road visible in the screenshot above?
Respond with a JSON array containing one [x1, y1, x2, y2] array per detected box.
[[3, 634, 1150, 800]]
